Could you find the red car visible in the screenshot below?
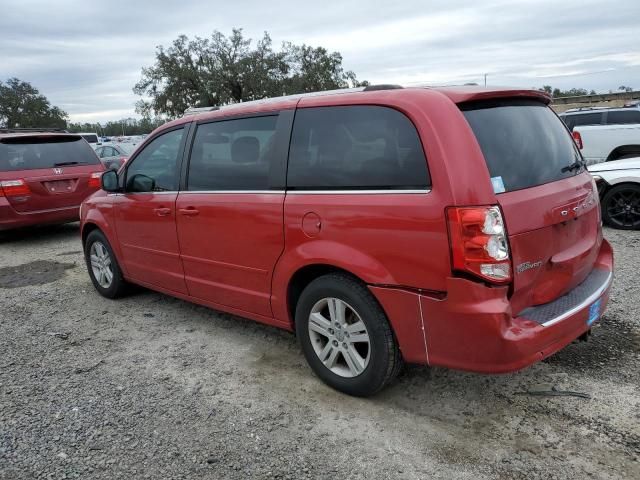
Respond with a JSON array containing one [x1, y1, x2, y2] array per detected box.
[[1, 129, 104, 231], [80, 86, 614, 396]]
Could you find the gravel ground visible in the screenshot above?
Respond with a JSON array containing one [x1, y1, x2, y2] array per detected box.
[[0, 223, 638, 479]]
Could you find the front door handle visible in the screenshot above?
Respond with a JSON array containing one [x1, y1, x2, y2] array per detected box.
[[153, 207, 171, 216], [179, 207, 200, 217]]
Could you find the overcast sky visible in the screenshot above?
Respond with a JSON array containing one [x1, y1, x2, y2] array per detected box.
[[1, 0, 638, 123]]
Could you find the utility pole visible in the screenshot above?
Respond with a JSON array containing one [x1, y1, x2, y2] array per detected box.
[[484, 74, 487, 86]]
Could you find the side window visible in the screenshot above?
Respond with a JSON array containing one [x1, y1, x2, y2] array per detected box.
[[570, 112, 603, 129], [287, 106, 430, 190], [187, 116, 277, 190], [125, 128, 184, 192], [606, 110, 640, 125]]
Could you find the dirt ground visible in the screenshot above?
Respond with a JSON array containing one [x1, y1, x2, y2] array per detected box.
[[0, 223, 638, 479]]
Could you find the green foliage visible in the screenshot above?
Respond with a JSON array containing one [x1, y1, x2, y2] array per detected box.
[[67, 117, 165, 136], [0, 78, 68, 128], [134, 29, 367, 118], [540, 85, 597, 97]]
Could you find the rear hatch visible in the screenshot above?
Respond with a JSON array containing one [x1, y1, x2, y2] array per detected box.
[[461, 99, 602, 314], [0, 135, 104, 213]]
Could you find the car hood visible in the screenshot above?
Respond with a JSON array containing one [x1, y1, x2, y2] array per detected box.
[[588, 157, 640, 173]]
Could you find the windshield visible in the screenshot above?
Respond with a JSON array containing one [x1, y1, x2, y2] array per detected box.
[[461, 100, 583, 193], [80, 134, 99, 143], [0, 137, 100, 171]]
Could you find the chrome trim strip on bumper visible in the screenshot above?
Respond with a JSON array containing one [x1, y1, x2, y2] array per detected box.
[[541, 271, 613, 327]]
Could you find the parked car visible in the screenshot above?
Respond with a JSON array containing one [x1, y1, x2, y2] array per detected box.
[[95, 143, 137, 170], [588, 157, 640, 229], [80, 86, 613, 396], [558, 104, 640, 164], [78, 132, 102, 149], [1, 128, 104, 231]]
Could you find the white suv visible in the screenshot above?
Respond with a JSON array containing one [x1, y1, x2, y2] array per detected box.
[[559, 104, 640, 164]]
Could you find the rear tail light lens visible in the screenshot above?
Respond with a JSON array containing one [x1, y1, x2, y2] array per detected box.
[[0, 179, 31, 197], [88, 172, 102, 188], [447, 206, 512, 284], [572, 131, 583, 149]]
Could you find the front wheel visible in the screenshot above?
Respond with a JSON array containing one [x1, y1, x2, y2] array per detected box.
[[84, 229, 128, 298], [295, 273, 402, 396], [601, 183, 640, 230]]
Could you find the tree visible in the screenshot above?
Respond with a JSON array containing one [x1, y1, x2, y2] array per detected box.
[[0, 78, 68, 128], [67, 117, 165, 136], [134, 29, 367, 118], [618, 85, 633, 93]]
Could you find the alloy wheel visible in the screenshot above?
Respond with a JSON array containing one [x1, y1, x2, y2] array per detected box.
[[606, 189, 640, 229], [90, 241, 114, 288], [308, 297, 371, 378]]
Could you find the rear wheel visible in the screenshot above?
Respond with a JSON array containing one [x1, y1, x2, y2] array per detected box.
[[84, 229, 128, 298], [295, 273, 402, 396], [601, 183, 640, 230]]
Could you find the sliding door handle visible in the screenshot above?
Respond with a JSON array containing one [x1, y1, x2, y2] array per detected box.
[[179, 207, 200, 217], [153, 207, 171, 216]]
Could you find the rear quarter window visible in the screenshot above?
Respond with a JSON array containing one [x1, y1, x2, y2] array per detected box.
[[287, 105, 430, 190], [606, 110, 640, 125], [462, 100, 583, 193], [561, 112, 603, 130]]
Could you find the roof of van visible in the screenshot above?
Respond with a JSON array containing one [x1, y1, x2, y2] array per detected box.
[[164, 85, 551, 128], [0, 129, 81, 141]]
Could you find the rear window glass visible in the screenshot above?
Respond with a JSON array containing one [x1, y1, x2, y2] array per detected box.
[[462, 100, 583, 193], [0, 137, 100, 172], [287, 106, 430, 190], [561, 112, 602, 130]]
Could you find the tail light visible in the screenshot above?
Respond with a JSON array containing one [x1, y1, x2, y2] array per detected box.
[[572, 131, 583, 149], [0, 179, 31, 197], [447, 206, 512, 284], [88, 172, 103, 188]]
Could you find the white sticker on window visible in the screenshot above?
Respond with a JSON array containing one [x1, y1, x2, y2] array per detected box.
[[491, 176, 506, 194]]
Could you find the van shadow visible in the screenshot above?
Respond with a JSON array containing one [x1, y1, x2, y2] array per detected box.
[[0, 222, 80, 246]]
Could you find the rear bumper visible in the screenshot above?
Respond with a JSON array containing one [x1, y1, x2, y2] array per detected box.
[[0, 199, 80, 231], [371, 239, 614, 372]]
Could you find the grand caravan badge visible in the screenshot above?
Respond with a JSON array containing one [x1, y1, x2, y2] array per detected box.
[[516, 260, 543, 274]]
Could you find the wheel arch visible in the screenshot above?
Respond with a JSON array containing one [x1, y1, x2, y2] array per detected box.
[[286, 264, 368, 331], [606, 144, 640, 161]]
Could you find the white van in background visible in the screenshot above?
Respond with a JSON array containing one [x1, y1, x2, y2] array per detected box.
[[78, 132, 101, 149]]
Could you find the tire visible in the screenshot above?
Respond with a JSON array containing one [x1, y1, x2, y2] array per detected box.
[[601, 183, 640, 230], [84, 229, 128, 298], [295, 273, 402, 396]]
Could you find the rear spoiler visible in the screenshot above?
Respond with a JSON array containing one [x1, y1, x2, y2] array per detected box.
[[435, 87, 552, 105]]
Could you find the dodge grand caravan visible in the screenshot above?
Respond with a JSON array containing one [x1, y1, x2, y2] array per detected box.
[[1, 129, 104, 231], [80, 86, 614, 396]]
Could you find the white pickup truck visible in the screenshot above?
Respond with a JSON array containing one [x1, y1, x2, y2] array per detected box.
[[559, 105, 640, 165]]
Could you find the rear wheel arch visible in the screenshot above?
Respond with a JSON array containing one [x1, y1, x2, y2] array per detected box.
[[606, 145, 640, 161], [287, 264, 373, 331]]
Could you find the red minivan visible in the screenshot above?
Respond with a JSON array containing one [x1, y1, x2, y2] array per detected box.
[[80, 86, 614, 396], [1, 129, 104, 231]]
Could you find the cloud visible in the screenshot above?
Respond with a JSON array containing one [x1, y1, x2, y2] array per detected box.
[[1, 0, 638, 122]]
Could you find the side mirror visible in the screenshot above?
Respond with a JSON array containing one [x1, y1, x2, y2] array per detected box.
[[101, 170, 119, 192], [127, 174, 155, 192]]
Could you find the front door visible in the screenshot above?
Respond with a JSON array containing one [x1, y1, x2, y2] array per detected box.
[[115, 127, 189, 294], [175, 114, 285, 317]]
